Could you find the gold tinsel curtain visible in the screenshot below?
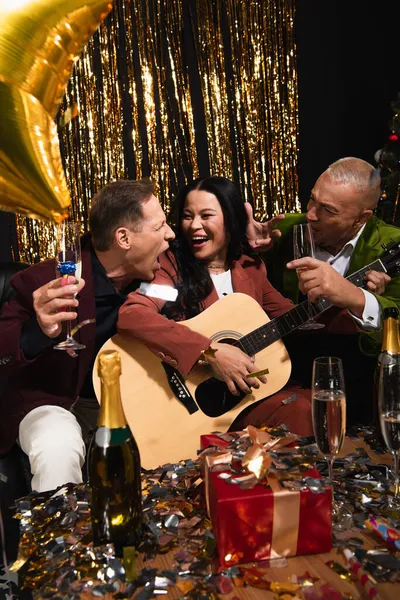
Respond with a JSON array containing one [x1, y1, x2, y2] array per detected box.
[[16, 0, 299, 263]]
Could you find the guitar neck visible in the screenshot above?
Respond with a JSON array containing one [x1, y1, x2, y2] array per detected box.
[[236, 257, 385, 356]]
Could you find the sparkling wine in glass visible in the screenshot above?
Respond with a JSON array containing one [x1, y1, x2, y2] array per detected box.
[[312, 356, 349, 529], [378, 307, 400, 502], [293, 223, 325, 330], [380, 390, 400, 501], [54, 222, 85, 351]]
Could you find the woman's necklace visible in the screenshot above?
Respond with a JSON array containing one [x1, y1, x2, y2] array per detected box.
[[207, 263, 226, 273]]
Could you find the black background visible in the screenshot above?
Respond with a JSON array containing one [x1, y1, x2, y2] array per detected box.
[[296, 0, 400, 202]]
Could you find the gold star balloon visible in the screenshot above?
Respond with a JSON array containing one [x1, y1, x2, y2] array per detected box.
[[0, 0, 113, 222]]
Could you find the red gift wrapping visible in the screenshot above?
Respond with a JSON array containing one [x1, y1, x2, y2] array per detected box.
[[201, 433, 332, 567]]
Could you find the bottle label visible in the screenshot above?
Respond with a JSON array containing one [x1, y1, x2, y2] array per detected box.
[[95, 426, 132, 447]]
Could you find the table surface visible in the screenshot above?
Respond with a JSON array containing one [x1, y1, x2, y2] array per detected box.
[[134, 436, 399, 600]]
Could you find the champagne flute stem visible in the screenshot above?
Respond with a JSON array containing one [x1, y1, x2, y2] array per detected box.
[[64, 309, 73, 341], [393, 450, 400, 499], [326, 455, 340, 519], [326, 455, 334, 482]]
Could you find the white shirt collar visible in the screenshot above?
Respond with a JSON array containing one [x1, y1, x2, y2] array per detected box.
[[345, 223, 366, 250]]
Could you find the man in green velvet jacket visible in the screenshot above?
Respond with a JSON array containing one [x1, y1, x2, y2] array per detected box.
[[247, 157, 400, 424], [263, 212, 400, 356]]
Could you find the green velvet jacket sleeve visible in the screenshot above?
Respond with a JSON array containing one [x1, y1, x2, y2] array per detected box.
[[348, 216, 400, 355]]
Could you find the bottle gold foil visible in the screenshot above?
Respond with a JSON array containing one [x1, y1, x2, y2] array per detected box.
[[382, 316, 400, 355], [97, 350, 128, 430]]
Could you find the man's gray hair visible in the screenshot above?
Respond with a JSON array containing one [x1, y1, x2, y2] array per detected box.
[[326, 157, 380, 192]]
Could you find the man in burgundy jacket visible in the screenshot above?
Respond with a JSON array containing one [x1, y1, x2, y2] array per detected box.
[[0, 179, 175, 492], [0, 178, 273, 493]]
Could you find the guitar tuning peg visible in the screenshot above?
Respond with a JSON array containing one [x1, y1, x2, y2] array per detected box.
[[381, 243, 388, 251]]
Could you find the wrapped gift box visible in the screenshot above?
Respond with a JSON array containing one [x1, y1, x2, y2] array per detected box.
[[201, 433, 332, 567]]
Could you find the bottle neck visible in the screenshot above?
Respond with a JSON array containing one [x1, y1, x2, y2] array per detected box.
[[382, 317, 400, 354], [98, 377, 128, 429]]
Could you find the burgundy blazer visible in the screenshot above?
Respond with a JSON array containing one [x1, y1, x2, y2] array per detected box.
[[118, 251, 294, 377], [0, 235, 97, 454]]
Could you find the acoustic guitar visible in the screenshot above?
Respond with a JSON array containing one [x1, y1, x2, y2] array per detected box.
[[93, 243, 400, 469]]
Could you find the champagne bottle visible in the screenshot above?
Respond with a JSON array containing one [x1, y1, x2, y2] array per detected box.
[[89, 349, 142, 555]]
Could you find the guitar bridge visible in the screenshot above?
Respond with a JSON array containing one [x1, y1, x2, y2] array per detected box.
[[161, 362, 198, 415]]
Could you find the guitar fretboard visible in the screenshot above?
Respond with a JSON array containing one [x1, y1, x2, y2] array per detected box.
[[235, 259, 385, 356]]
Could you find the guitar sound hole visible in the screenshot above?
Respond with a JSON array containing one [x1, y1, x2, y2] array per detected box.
[[195, 380, 246, 417], [195, 336, 247, 417]]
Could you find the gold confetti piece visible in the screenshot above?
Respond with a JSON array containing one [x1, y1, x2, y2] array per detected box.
[[70, 318, 96, 337], [246, 368, 270, 378], [270, 582, 301, 594], [325, 560, 352, 581]]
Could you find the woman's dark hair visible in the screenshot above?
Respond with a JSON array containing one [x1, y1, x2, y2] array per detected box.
[[164, 176, 254, 319]]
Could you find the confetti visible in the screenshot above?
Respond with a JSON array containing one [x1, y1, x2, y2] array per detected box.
[[9, 423, 400, 599]]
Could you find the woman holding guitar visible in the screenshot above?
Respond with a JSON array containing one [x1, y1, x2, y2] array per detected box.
[[118, 176, 313, 437]]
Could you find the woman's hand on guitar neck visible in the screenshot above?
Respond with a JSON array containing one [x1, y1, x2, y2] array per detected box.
[[206, 342, 268, 396]]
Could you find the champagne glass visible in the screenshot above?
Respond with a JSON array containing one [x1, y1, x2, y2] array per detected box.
[[378, 355, 400, 503], [312, 357, 349, 528], [54, 222, 85, 351], [293, 223, 325, 330]]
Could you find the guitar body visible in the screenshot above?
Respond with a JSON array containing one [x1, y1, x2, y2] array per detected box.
[[93, 293, 291, 469]]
